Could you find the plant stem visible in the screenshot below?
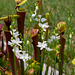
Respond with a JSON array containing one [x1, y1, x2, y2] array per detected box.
[[14, 52, 17, 75], [40, 50, 44, 75]]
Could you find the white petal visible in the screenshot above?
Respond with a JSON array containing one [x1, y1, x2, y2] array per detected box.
[[32, 14, 36, 17], [41, 18, 46, 22], [48, 39, 53, 43], [43, 23, 48, 25], [43, 28, 46, 31], [40, 47, 43, 50], [35, 18, 39, 21], [38, 15, 42, 18], [56, 36, 60, 40], [13, 29, 16, 32], [50, 35, 55, 39], [38, 42, 42, 44], [38, 23, 42, 27], [36, 6, 38, 10], [37, 45, 41, 47], [43, 41, 47, 44], [45, 47, 53, 51], [8, 41, 12, 46], [10, 31, 12, 35]]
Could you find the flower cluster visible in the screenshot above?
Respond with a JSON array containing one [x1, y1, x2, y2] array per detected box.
[[35, 15, 49, 31], [31, 5, 49, 32], [32, 6, 38, 18], [37, 33, 60, 51], [48, 33, 60, 43], [8, 29, 31, 62]]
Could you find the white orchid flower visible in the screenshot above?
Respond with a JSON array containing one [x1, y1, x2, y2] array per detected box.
[[10, 38, 22, 46], [50, 35, 56, 40], [38, 15, 42, 18], [12, 46, 22, 52], [37, 41, 47, 50], [38, 23, 42, 27], [47, 39, 53, 43], [35, 18, 40, 21], [41, 23, 49, 31], [20, 53, 29, 62], [45, 47, 53, 51], [41, 18, 46, 22], [10, 30, 19, 38]]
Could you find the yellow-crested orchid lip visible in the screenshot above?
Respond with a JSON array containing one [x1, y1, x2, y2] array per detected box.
[[0, 15, 20, 22], [28, 29, 39, 37]]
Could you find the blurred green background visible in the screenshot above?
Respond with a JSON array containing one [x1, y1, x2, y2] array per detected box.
[[0, 0, 75, 32]]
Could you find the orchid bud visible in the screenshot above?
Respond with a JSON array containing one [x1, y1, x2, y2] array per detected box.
[[69, 34, 72, 38], [45, 13, 49, 18], [68, 17, 70, 21], [27, 40, 29, 45], [36, 6, 38, 10], [30, 18, 32, 22], [11, 37, 13, 40], [10, 25, 12, 29], [20, 46, 22, 50]]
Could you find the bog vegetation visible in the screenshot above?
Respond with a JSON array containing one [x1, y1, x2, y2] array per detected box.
[[0, 0, 75, 75]]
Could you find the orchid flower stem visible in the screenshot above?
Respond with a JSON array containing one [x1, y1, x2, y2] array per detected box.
[[45, 57, 49, 75], [14, 52, 17, 75], [20, 59, 24, 75], [40, 50, 44, 75], [45, 15, 50, 41], [71, 36, 74, 75], [38, 0, 43, 15], [67, 30, 70, 55]]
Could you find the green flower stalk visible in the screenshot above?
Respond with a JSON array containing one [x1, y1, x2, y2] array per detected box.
[[38, 0, 43, 15], [45, 13, 50, 41], [57, 21, 67, 75]]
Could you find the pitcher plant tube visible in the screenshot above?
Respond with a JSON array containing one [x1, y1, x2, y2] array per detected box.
[[0, 15, 19, 75], [57, 21, 67, 75], [28, 29, 41, 62]]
